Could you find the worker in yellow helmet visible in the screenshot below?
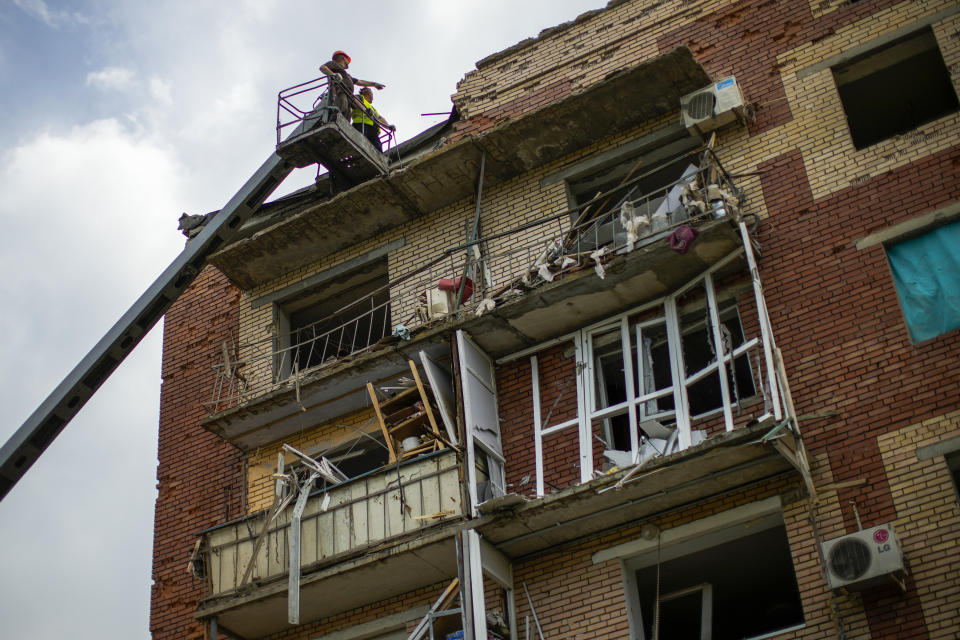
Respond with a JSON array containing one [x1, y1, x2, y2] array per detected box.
[[352, 87, 395, 152], [319, 50, 385, 121]]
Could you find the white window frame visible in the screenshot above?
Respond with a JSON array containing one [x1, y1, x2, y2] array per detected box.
[[527, 237, 783, 496]]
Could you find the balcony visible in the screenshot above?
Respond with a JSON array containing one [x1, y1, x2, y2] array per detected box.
[[474, 420, 803, 560], [201, 146, 747, 452], [197, 449, 463, 637], [207, 46, 711, 290]]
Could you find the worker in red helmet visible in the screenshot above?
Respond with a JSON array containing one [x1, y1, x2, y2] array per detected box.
[[319, 50, 385, 121]]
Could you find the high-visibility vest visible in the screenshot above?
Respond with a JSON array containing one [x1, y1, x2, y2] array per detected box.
[[352, 97, 380, 130]]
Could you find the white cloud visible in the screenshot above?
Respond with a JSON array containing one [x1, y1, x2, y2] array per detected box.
[[0, 118, 179, 639], [0, 118, 185, 366], [13, 0, 90, 28], [148, 75, 172, 106], [86, 65, 136, 91]]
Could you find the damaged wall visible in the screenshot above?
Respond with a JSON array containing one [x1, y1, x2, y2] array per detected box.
[[153, 0, 960, 637], [152, 267, 245, 640]]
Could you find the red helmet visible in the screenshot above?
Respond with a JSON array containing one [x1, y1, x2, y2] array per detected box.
[[332, 50, 351, 64]]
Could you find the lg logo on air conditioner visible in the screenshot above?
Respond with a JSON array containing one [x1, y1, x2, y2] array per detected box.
[[873, 528, 892, 553]]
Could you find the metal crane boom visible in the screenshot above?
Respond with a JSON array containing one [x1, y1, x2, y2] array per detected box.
[[0, 149, 295, 501]]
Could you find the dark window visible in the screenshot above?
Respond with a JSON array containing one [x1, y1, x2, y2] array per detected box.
[[592, 305, 755, 451], [290, 436, 391, 492], [568, 155, 699, 250], [280, 258, 390, 373], [677, 306, 755, 417], [885, 220, 960, 342], [833, 28, 958, 149], [635, 525, 804, 640], [947, 451, 960, 498]]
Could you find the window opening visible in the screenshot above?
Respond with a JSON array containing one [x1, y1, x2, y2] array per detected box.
[[567, 154, 699, 250], [833, 28, 959, 149], [653, 584, 712, 640], [947, 451, 960, 499], [885, 219, 960, 342], [634, 320, 676, 422], [676, 301, 755, 418], [526, 252, 779, 494], [286, 434, 390, 494], [280, 258, 390, 375], [634, 524, 803, 640]]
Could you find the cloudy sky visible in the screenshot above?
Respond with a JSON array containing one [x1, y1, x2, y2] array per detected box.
[[0, 1, 603, 637]]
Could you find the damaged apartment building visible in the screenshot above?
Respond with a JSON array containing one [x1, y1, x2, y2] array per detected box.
[[151, 1, 960, 639]]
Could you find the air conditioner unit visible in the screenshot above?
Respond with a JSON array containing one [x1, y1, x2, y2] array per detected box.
[[821, 523, 905, 590], [680, 77, 745, 135]]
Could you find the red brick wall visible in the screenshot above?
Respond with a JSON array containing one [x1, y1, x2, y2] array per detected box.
[[755, 144, 960, 639], [151, 267, 244, 640], [498, 342, 586, 497]]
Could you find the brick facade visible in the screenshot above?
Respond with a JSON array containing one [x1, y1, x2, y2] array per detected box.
[[152, 267, 245, 639], [152, 1, 960, 638]]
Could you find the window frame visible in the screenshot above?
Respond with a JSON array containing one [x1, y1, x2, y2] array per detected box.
[[525, 249, 779, 496], [273, 256, 392, 379], [606, 499, 805, 640], [883, 219, 960, 344]]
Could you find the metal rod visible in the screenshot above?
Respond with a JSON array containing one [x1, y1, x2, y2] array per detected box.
[[457, 151, 486, 310], [523, 582, 545, 640]]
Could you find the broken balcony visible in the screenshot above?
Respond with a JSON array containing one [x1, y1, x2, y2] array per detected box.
[[200, 147, 750, 454], [207, 46, 712, 290], [196, 449, 463, 638]]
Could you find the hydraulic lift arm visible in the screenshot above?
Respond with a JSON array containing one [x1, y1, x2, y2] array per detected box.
[[0, 149, 295, 501]]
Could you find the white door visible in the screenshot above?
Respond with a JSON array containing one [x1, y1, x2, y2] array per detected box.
[[420, 350, 458, 445], [457, 330, 505, 515]]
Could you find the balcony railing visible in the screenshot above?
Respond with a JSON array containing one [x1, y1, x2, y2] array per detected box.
[[203, 449, 461, 598], [277, 75, 396, 151], [205, 148, 742, 414]]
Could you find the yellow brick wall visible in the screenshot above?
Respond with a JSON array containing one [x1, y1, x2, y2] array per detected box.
[[877, 410, 960, 640], [452, 0, 738, 120]]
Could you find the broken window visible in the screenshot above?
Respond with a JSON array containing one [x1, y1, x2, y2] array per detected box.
[[567, 153, 699, 251], [632, 517, 804, 640], [833, 28, 959, 149], [286, 435, 390, 494], [522, 258, 778, 495], [277, 257, 390, 375], [588, 299, 756, 466], [885, 219, 960, 342]]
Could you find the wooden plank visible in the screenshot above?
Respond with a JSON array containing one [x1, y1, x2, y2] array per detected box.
[[421, 462, 442, 517], [367, 473, 387, 543], [410, 360, 445, 447], [301, 514, 319, 567], [404, 477, 423, 533], [384, 486, 404, 538], [333, 495, 353, 555], [368, 381, 397, 463], [439, 468, 462, 515]]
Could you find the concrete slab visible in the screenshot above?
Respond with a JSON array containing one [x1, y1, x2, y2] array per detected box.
[[209, 47, 710, 290]]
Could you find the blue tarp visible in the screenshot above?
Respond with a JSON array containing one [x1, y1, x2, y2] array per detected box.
[[887, 220, 960, 343]]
